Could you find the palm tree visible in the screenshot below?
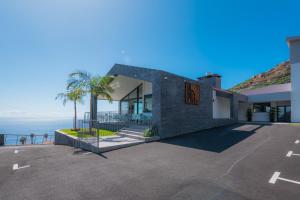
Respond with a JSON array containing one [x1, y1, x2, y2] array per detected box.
[[67, 71, 114, 122], [56, 88, 85, 130]]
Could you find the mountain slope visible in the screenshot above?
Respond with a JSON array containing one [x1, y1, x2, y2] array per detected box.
[[228, 61, 290, 93]]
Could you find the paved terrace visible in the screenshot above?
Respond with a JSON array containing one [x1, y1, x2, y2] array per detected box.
[[81, 135, 144, 152], [1, 124, 300, 200]]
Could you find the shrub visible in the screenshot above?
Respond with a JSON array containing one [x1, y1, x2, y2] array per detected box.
[[143, 125, 158, 137], [44, 133, 48, 141], [20, 137, 27, 145], [144, 128, 153, 137], [30, 133, 35, 144]]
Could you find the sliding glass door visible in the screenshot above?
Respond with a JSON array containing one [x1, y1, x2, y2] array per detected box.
[[277, 106, 291, 122]]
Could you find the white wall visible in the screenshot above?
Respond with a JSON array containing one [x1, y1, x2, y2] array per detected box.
[[213, 91, 231, 119], [291, 63, 300, 122]]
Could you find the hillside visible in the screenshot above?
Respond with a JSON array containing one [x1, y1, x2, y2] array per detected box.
[[228, 61, 290, 93]]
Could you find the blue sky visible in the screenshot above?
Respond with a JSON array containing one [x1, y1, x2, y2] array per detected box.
[[0, 0, 299, 119]]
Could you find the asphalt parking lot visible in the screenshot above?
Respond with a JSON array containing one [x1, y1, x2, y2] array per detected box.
[[1, 123, 300, 200]]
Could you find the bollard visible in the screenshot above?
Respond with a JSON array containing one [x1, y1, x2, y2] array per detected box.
[[0, 134, 4, 146]]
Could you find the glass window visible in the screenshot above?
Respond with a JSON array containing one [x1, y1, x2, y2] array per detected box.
[[144, 94, 152, 113], [253, 103, 271, 113], [120, 98, 129, 114], [120, 84, 144, 115]]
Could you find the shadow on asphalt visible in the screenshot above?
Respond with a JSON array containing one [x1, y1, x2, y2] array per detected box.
[[160, 123, 268, 153], [72, 148, 108, 159]]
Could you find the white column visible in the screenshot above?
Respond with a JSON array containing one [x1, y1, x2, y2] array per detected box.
[[287, 36, 300, 122]]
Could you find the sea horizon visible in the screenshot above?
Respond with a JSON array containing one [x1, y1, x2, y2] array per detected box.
[[0, 117, 74, 136]]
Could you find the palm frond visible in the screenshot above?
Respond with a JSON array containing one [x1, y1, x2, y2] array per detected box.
[[55, 93, 68, 106], [69, 70, 91, 81]]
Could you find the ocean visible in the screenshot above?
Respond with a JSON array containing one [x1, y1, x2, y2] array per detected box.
[[0, 118, 73, 145]]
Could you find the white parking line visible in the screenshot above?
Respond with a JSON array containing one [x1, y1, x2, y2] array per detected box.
[[286, 151, 300, 157], [14, 149, 24, 154], [12, 164, 30, 171], [269, 171, 300, 185], [295, 140, 300, 144], [269, 172, 280, 184], [12, 164, 18, 170], [83, 152, 92, 155]]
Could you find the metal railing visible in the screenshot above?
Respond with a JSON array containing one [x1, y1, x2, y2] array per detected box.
[[0, 133, 54, 146], [84, 112, 153, 128], [84, 111, 119, 122], [78, 113, 153, 139]]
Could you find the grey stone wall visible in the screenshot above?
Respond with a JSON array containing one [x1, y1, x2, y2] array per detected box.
[[158, 71, 236, 138]]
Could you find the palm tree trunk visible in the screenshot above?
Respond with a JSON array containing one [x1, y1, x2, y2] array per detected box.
[[89, 94, 93, 134], [90, 93, 93, 121], [74, 101, 77, 130]]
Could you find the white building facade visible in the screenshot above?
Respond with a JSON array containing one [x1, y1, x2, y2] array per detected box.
[[288, 36, 300, 122]]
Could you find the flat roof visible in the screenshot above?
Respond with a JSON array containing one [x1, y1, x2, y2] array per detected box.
[[241, 83, 291, 96]]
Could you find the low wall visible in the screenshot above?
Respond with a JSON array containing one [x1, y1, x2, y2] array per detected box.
[[55, 130, 99, 153]]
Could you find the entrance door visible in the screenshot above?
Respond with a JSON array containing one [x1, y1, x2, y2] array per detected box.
[[277, 106, 291, 122]]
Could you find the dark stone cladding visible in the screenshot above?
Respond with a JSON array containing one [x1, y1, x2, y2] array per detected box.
[[107, 64, 246, 139]]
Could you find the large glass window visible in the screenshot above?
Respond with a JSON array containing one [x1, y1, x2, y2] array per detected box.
[[120, 84, 144, 115], [144, 94, 152, 113], [120, 99, 129, 114], [253, 103, 271, 113]]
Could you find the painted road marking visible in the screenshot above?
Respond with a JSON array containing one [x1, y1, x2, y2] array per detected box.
[[269, 171, 300, 185], [14, 149, 24, 154], [286, 151, 300, 157], [83, 152, 92, 155], [12, 164, 30, 171], [295, 140, 300, 144], [269, 172, 280, 184]]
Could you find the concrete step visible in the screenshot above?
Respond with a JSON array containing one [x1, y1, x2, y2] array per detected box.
[[125, 126, 149, 131], [117, 131, 146, 141], [117, 128, 160, 142], [120, 129, 144, 136]]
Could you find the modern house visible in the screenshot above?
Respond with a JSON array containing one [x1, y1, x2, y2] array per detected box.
[[90, 36, 300, 138]]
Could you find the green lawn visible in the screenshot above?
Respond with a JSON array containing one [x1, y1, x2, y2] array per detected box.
[[59, 129, 116, 138], [289, 123, 300, 126]]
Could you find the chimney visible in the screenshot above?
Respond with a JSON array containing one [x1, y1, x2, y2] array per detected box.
[[197, 73, 222, 89]]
